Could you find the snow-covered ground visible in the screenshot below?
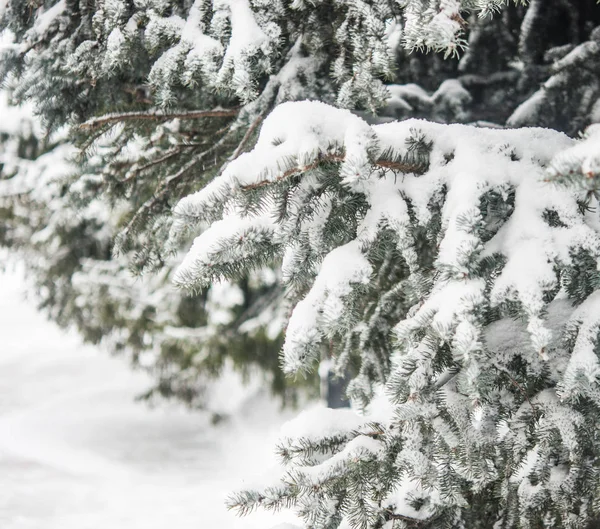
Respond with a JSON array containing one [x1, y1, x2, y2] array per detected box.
[[0, 268, 298, 529]]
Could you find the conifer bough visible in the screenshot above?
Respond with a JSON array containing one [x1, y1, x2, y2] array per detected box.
[[174, 102, 600, 528]]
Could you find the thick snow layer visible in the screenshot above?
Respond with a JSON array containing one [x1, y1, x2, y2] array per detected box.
[[0, 266, 297, 529], [279, 404, 367, 441], [174, 101, 592, 378], [282, 240, 372, 373]]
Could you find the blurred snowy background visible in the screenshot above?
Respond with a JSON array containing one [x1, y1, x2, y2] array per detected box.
[[0, 266, 298, 529]]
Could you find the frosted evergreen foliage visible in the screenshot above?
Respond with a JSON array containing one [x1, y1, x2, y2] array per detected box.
[[508, 26, 600, 135], [1, 0, 523, 118], [2, 0, 595, 266], [171, 101, 600, 527], [548, 124, 600, 192], [0, 95, 291, 407]]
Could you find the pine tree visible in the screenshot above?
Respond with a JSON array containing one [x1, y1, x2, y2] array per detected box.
[[3, 1, 600, 527]]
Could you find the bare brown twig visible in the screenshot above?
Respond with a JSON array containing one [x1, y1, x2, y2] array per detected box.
[[115, 131, 236, 249], [81, 107, 240, 130], [231, 112, 267, 160], [120, 147, 187, 185], [240, 153, 425, 191]]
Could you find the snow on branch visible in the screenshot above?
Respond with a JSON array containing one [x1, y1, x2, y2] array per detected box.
[[172, 101, 600, 384], [547, 123, 600, 188], [171, 102, 427, 224]]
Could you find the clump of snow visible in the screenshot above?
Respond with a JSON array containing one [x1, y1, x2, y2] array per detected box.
[[103, 27, 126, 71], [224, 0, 268, 58], [559, 291, 600, 401], [279, 404, 368, 441], [180, 0, 222, 54], [283, 240, 372, 373], [383, 478, 440, 521], [25, 0, 66, 41]]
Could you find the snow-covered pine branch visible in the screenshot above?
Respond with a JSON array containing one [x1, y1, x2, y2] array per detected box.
[[3, 0, 598, 269], [548, 123, 600, 191], [508, 26, 600, 135], [172, 101, 600, 527]]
